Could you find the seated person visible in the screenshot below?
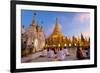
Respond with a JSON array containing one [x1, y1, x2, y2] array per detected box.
[[41, 47, 48, 57], [63, 47, 70, 56], [86, 48, 90, 59], [76, 47, 85, 60], [57, 48, 65, 60], [48, 48, 55, 58]]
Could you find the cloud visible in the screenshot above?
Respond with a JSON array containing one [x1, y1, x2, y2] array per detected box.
[[74, 13, 90, 23], [45, 24, 55, 38], [59, 23, 62, 30], [82, 31, 90, 38], [59, 16, 68, 26], [50, 24, 55, 33], [45, 22, 62, 38], [49, 22, 62, 33]]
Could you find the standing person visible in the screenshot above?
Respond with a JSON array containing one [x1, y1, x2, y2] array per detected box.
[[57, 48, 65, 61], [63, 46, 70, 56]]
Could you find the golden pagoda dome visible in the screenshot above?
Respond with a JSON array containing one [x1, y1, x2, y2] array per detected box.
[[46, 18, 65, 47], [48, 18, 64, 39]]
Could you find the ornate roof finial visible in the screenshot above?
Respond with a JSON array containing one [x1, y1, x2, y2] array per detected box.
[[56, 17, 58, 25], [22, 25, 24, 28], [34, 13, 36, 16], [55, 17, 60, 32], [32, 12, 37, 25]]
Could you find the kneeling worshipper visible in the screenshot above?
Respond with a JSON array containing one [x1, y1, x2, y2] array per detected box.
[[57, 48, 65, 61], [41, 47, 48, 57], [86, 48, 90, 59], [76, 47, 85, 60], [48, 48, 55, 58], [63, 47, 70, 56]]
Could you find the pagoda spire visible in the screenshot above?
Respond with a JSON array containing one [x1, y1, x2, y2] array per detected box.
[[48, 17, 64, 38], [46, 17, 65, 47], [56, 18, 58, 26], [54, 17, 61, 33], [32, 13, 36, 25]]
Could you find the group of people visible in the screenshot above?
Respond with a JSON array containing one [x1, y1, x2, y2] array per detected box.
[[40, 46, 90, 61], [41, 47, 70, 61]]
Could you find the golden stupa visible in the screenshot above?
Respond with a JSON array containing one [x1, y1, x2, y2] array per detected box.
[[46, 18, 69, 47], [49, 18, 64, 38], [45, 18, 90, 48]]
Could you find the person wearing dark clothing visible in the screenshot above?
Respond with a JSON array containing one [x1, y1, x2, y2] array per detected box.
[[76, 42, 85, 60]]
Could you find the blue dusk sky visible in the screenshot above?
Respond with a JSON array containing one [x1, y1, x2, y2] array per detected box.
[[21, 10, 90, 38]]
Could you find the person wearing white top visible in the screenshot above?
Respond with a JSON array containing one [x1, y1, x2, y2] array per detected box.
[[63, 47, 70, 56], [42, 47, 48, 57], [48, 48, 55, 58], [57, 48, 65, 61]]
